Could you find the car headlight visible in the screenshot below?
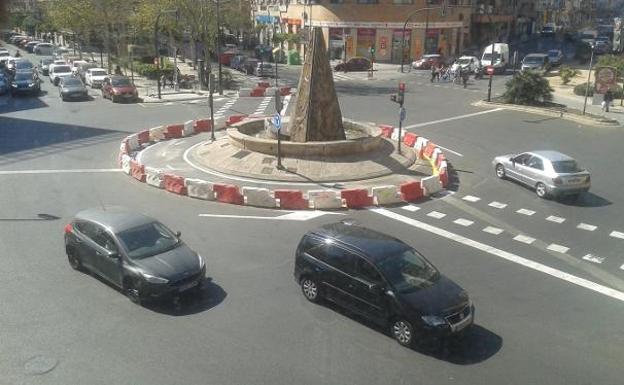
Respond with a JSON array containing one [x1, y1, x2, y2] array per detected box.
[[421, 315, 448, 327], [197, 254, 205, 270], [142, 272, 169, 284], [27, 82, 34, 87]]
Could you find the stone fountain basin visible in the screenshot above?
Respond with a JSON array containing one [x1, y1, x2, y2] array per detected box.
[[228, 118, 383, 158]]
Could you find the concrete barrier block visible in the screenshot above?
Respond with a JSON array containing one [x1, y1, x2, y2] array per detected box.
[[145, 167, 164, 188], [431, 147, 443, 165], [372, 185, 402, 205], [264, 87, 278, 96], [415, 137, 429, 159], [184, 178, 215, 200], [238, 88, 252, 97], [309, 190, 343, 209], [242, 187, 277, 208], [421, 175, 443, 196], [149, 125, 166, 142], [183, 120, 194, 137], [121, 154, 131, 175], [127, 134, 139, 151]]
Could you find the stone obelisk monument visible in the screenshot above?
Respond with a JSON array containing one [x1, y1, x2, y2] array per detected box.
[[288, 27, 346, 142]]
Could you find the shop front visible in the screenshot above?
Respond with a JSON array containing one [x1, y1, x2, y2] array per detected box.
[[356, 28, 376, 57], [425, 29, 440, 55], [329, 28, 344, 60], [391, 29, 411, 64]]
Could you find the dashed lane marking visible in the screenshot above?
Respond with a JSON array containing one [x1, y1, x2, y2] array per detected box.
[[514, 234, 536, 244], [609, 231, 624, 240], [427, 211, 446, 219], [583, 254, 605, 264], [547, 243, 570, 253], [516, 208, 536, 216], [546, 215, 566, 224], [453, 218, 474, 226], [401, 205, 420, 212], [488, 201, 507, 209], [370, 208, 624, 303], [462, 195, 481, 202], [483, 226, 504, 235], [577, 223, 597, 232]]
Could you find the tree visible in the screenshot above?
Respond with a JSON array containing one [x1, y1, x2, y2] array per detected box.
[[559, 66, 580, 85], [502, 71, 554, 105]]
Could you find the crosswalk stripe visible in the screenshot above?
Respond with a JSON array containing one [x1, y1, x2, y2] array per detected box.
[[453, 218, 474, 226], [547, 243, 569, 253], [577, 223, 597, 231], [513, 234, 535, 244], [401, 205, 420, 212], [488, 201, 507, 209], [427, 211, 446, 219], [582, 254, 605, 264], [462, 195, 481, 202], [516, 208, 535, 216], [482, 226, 504, 235], [546, 215, 566, 223]]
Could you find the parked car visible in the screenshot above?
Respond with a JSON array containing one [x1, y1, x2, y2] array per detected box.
[[49, 64, 73, 85], [593, 40, 610, 55], [0, 72, 9, 94], [411, 54, 443, 70], [0, 50, 11, 66], [85, 67, 108, 88], [230, 55, 248, 72], [64, 207, 206, 304], [59, 76, 88, 101], [34, 42, 54, 55], [38, 58, 55, 75], [243, 58, 259, 75], [547, 49, 564, 66], [334, 57, 372, 72], [521, 53, 551, 73], [10, 70, 41, 96], [24, 40, 42, 53], [101, 76, 138, 103], [450, 56, 480, 73], [492, 150, 590, 199], [295, 221, 474, 347], [254, 62, 274, 77], [540, 25, 556, 38]]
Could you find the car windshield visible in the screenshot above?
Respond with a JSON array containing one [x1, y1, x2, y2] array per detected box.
[[377, 248, 440, 294], [91, 70, 107, 76], [54, 65, 71, 72], [63, 78, 82, 86], [15, 61, 33, 69], [112, 78, 131, 86], [552, 160, 582, 173], [548, 51, 559, 57], [457, 58, 472, 65], [482, 52, 500, 61], [14, 72, 31, 81], [42, 59, 54, 65], [117, 221, 179, 259], [524, 56, 544, 64]]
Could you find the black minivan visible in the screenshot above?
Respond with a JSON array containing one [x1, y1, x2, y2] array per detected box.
[[294, 221, 474, 347]]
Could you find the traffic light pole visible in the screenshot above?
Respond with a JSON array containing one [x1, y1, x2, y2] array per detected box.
[[275, 91, 284, 170]]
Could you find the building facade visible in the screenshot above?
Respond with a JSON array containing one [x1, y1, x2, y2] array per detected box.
[[253, 0, 473, 63]]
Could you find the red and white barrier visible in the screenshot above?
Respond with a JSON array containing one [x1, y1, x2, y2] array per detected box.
[[275, 190, 309, 210], [184, 178, 215, 200], [127, 134, 140, 152], [238, 88, 252, 97], [242, 187, 277, 208], [250, 88, 265, 97], [421, 175, 443, 196], [309, 190, 343, 209], [372, 185, 402, 205], [403, 132, 418, 148], [149, 125, 166, 142], [165, 124, 184, 139], [213, 184, 244, 204], [183, 120, 194, 137], [137, 130, 150, 145], [145, 167, 164, 188], [264, 87, 278, 96], [341, 188, 374, 208], [415, 137, 428, 159], [194, 119, 212, 133], [400, 180, 424, 202], [163, 174, 187, 195], [130, 160, 145, 182], [120, 154, 131, 175]]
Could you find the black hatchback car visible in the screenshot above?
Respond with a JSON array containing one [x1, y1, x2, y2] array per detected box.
[[64, 207, 206, 304], [294, 222, 474, 347]]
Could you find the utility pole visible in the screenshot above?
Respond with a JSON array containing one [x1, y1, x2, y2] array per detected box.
[[390, 82, 406, 154], [583, 44, 595, 115], [154, 9, 177, 99], [216, 0, 223, 95], [209, 73, 216, 141]]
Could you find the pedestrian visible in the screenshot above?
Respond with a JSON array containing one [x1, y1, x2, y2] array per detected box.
[[430, 64, 437, 82], [602, 90, 614, 112]]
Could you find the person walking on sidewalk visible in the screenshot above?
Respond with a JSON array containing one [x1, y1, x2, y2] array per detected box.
[[602, 90, 614, 113]]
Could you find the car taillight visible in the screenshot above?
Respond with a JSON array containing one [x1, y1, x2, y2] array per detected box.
[[553, 177, 562, 185], [64, 223, 73, 234]]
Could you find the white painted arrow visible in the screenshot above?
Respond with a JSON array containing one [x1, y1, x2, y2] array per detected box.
[[198, 210, 343, 221]]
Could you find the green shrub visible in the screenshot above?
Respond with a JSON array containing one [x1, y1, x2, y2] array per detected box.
[[502, 71, 553, 105], [596, 55, 624, 78], [134, 61, 174, 79], [559, 66, 580, 85], [573, 82, 624, 98]]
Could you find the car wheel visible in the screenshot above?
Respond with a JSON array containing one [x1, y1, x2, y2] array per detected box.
[[535, 182, 548, 198], [391, 318, 415, 347], [124, 278, 143, 305], [495, 164, 506, 179], [66, 247, 83, 271], [300, 276, 320, 303], [111, 95, 117, 103]]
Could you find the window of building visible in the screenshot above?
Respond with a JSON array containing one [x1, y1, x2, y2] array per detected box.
[[330, 0, 344, 3], [357, 0, 378, 4], [393, 0, 414, 4]]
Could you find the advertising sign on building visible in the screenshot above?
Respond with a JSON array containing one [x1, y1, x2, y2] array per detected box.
[[594, 66, 618, 95]]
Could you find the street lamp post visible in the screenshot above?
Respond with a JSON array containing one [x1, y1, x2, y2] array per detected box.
[[215, 0, 223, 95], [154, 9, 177, 99], [582, 44, 595, 115]]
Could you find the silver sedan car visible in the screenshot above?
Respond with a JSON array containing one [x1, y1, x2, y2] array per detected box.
[[492, 151, 590, 199]]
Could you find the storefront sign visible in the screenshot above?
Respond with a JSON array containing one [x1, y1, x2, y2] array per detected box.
[[594, 66, 618, 94]]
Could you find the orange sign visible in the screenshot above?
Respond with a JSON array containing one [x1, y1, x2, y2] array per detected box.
[[380, 37, 387, 50]]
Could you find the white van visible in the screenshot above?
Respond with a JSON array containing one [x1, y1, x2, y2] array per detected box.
[[481, 43, 509, 74]]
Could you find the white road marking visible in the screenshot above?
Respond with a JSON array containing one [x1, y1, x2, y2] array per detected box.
[[462, 195, 481, 202], [546, 215, 566, 224], [198, 211, 332, 221], [609, 231, 624, 240], [164, 102, 174, 106], [577, 223, 597, 232], [620, 264, 624, 270], [583, 254, 605, 264], [0, 168, 122, 175], [402, 205, 421, 212], [516, 208, 535, 216], [453, 218, 474, 226], [514, 234, 536, 244], [547, 243, 570, 253], [435, 145, 464, 157], [427, 211, 446, 219], [172, 139, 187, 146], [402, 108, 504, 130], [488, 201, 507, 209], [370, 208, 624, 303], [483, 226, 504, 235]]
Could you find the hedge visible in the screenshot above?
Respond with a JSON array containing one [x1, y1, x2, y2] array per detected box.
[[573, 83, 624, 98]]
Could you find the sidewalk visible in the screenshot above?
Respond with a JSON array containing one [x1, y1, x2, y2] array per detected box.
[[548, 70, 624, 125]]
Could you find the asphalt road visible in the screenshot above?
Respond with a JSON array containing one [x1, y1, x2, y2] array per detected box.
[[1, 41, 623, 385]]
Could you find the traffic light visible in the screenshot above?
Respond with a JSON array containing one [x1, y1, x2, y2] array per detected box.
[[370, 45, 376, 55], [390, 82, 405, 106]]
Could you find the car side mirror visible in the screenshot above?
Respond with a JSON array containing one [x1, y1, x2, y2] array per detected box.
[[175, 231, 182, 238], [106, 250, 120, 259], [509, 157, 515, 163]]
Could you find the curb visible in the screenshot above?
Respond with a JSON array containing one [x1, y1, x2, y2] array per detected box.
[[141, 94, 209, 103], [473, 100, 621, 127], [118, 119, 450, 210]]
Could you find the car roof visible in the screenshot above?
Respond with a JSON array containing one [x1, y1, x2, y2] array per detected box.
[[526, 53, 548, 57], [309, 222, 411, 263], [530, 150, 574, 161], [75, 207, 156, 233], [88, 67, 107, 72]]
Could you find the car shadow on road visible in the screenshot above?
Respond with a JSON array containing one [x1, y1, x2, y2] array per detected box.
[[556, 192, 611, 207], [142, 278, 227, 316]]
